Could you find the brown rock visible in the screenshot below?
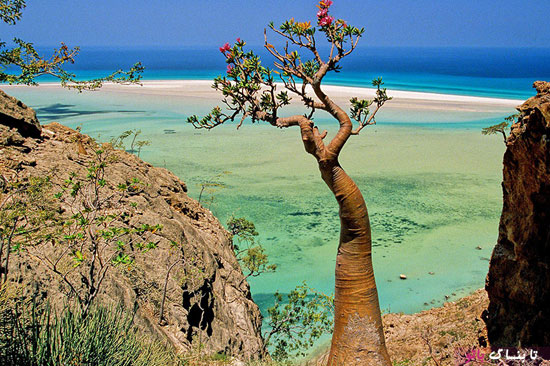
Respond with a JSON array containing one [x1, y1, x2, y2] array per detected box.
[[485, 81, 550, 347], [534, 80, 550, 95], [0, 124, 25, 146], [2, 121, 265, 360], [0, 89, 41, 138]]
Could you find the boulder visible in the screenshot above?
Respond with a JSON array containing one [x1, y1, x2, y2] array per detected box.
[[1, 120, 266, 360], [0, 88, 41, 138]]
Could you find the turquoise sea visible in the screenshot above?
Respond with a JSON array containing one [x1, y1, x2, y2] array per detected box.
[[4, 47, 549, 318], [32, 46, 550, 99]]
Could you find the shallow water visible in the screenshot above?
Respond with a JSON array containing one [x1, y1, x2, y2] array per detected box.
[[31, 46, 550, 100], [6, 86, 510, 315]]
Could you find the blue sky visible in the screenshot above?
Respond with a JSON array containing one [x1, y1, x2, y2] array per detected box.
[[1, 0, 549, 48]]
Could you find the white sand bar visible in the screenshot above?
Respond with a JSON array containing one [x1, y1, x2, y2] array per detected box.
[[7, 79, 522, 115], [109, 80, 522, 113]]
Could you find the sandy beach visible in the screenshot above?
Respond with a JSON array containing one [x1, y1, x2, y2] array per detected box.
[[6, 80, 521, 116], [114, 80, 523, 113]]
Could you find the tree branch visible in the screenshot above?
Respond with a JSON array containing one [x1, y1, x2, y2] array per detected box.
[[310, 83, 352, 158], [351, 104, 380, 135], [273, 114, 326, 159]]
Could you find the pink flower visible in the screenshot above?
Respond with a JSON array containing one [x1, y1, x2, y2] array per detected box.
[[227, 65, 233, 74], [319, 0, 333, 8], [219, 42, 231, 54], [317, 8, 328, 18], [319, 16, 334, 26], [236, 38, 241, 43]]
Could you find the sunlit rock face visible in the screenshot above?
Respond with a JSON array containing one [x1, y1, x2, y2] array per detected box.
[[0, 89, 266, 361], [0, 89, 41, 138], [485, 81, 550, 347]]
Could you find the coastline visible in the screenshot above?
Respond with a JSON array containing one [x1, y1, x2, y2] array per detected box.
[[3, 79, 522, 116], [0, 79, 507, 317]]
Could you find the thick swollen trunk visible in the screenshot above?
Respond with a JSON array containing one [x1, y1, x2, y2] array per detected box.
[[321, 162, 391, 366], [273, 80, 391, 364]]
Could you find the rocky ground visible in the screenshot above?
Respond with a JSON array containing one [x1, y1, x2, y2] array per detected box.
[[311, 289, 489, 366]]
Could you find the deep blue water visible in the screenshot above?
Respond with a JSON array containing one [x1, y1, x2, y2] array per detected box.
[[30, 46, 550, 99]]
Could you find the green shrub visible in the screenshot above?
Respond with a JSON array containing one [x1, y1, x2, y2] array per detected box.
[[0, 299, 176, 366]]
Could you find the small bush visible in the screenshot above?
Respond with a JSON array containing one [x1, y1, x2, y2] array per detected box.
[[0, 298, 175, 366]]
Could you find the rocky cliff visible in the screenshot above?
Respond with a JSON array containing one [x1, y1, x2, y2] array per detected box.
[[485, 81, 550, 347], [0, 91, 265, 360]]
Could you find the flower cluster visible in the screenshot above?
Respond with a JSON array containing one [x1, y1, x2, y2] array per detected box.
[[219, 42, 234, 75], [219, 38, 250, 76], [219, 42, 231, 54], [295, 20, 312, 31], [317, 0, 334, 27], [280, 18, 313, 36]]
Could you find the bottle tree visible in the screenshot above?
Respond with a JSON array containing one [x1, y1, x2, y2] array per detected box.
[[188, 1, 392, 364]]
